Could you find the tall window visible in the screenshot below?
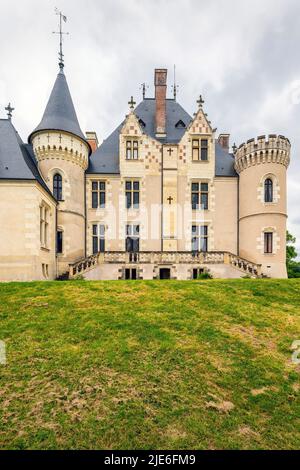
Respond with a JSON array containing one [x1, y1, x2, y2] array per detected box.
[[53, 173, 63, 201], [40, 204, 50, 249], [264, 178, 273, 203], [191, 182, 209, 210], [126, 225, 140, 252], [192, 138, 209, 161], [56, 230, 63, 254], [126, 181, 140, 209], [264, 232, 273, 254], [92, 224, 105, 254], [126, 140, 139, 160], [201, 139, 208, 161], [92, 181, 106, 209], [192, 225, 208, 252]]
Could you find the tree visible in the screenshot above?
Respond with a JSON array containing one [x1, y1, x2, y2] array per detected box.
[[286, 231, 300, 278]]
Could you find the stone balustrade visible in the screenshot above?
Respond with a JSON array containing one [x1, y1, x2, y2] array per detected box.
[[69, 251, 262, 278], [69, 253, 99, 278]]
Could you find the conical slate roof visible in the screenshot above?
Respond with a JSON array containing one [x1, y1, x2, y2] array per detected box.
[[29, 70, 86, 143]]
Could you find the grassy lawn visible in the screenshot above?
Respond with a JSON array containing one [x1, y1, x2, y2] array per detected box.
[[0, 279, 300, 450]]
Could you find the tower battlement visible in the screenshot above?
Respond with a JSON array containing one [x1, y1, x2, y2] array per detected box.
[[234, 134, 291, 173]]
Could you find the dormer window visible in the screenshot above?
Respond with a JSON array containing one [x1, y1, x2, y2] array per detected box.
[[175, 120, 186, 129], [192, 138, 209, 162], [126, 140, 139, 160]]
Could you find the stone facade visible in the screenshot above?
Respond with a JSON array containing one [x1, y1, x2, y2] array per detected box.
[[0, 67, 291, 281]]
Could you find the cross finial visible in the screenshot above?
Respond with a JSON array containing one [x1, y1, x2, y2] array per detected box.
[[5, 103, 14, 121], [53, 8, 69, 71], [128, 96, 136, 111], [140, 83, 148, 99], [197, 95, 205, 109]]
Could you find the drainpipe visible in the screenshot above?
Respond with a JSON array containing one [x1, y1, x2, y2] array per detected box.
[[237, 175, 240, 256], [161, 145, 164, 252], [84, 173, 87, 258]]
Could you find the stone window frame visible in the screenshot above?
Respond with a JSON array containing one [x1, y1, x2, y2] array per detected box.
[[264, 231, 273, 254], [56, 226, 64, 256], [191, 136, 209, 162], [47, 167, 68, 202], [91, 180, 106, 209], [40, 202, 51, 250], [92, 223, 106, 254], [126, 139, 139, 160], [191, 180, 209, 211], [125, 180, 140, 209], [191, 224, 209, 253], [258, 173, 280, 205], [42, 263, 49, 279], [257, 226, 279, 256], [53, 173, 63, 201]]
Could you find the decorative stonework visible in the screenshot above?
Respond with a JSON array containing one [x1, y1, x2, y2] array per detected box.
[[234, 135, 290, 173], [32, 131, 89, 170]]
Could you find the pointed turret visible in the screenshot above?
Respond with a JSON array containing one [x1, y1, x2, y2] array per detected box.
[[29, 69, 88, 146], [29, 67, 90, 276]]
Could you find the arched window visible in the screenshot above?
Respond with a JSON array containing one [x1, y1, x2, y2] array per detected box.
[[264, 178, 273, 203], [53, 173, 63, 201]]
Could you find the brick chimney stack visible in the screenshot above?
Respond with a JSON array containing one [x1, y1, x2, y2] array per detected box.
[[86, 131, 99, 153], [218, 134, 230, 152], [155, 68, 167, 138]]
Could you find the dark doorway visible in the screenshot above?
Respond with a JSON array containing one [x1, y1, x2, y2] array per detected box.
[[125, 268, 137, 280], [160, 268, 171, 280]]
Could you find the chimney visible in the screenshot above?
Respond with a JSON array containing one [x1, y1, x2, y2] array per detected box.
[[218, 134, 230, 152], [155, 68, 167, 137], [86, 131, 99, 153]]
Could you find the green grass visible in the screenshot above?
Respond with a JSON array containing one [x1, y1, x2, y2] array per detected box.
[[0, 279, 300, 450]]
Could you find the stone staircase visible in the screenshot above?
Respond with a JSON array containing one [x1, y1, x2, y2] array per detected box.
[[67, 251, 262, 280]]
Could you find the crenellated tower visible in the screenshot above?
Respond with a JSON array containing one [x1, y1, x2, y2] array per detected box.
[[29, 66, 91, 276], [234, 135, 290, 278]]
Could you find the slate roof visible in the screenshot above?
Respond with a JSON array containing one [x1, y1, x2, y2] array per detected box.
[[87, 98, 237, 177], [0, 119, 55, 198], [215, 143, 237, 177], [28, 70, 88, 147]]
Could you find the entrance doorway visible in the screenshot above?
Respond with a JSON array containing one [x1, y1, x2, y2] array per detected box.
[[159, 268, 171, 280]]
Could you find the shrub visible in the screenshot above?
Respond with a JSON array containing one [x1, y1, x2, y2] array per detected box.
[[197, 272, 213, 280]]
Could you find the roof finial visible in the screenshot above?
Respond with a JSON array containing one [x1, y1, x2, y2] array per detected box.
[[5, 103, 14, 121], [53, 8, 69, 71], [128, 96, 136, 111], [232, 143, 237, 153], [140, 83, 148, 100], [197, 95, 205, 109], [171, 64, 179, 101]]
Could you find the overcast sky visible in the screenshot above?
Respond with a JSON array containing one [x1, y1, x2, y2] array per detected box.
[[0, 0, 299, 255]]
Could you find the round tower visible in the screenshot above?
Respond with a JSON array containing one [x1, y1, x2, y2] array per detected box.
[[29, 68, 91, 276], [235, 135, 290, 278]]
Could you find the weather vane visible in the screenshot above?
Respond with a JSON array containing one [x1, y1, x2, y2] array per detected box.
[[5, 103, 14, 121], [52, 8, 69, 71], [171, 65, 179, 101], [140, 83, 149, 99]]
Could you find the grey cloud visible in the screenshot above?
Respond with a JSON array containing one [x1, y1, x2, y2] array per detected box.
[[0, 0, 299, 253]]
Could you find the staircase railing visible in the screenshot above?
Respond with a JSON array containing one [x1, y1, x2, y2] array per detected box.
[[68, 251, 262, 279], [69, 253, 99, 278]]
